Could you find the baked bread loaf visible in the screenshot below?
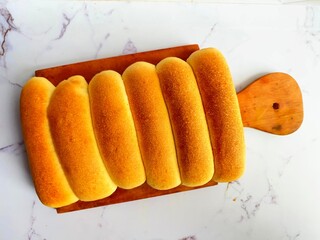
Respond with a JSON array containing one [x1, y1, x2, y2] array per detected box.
[[122, 62, 181, 190], [47, 76, 117, 201], [20, 77, 78, 208], [187, 48, 245, 182], [156, 57, 214, 187], [89, 70, 146, 189], [20, 47, 245, 208]]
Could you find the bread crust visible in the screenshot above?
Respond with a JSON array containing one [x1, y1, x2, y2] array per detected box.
[[156, 57, 214, 187], [187, 48, 245, 182], [89, 71, 146, 189], [20, 77, 78, 207], [123, 62, 181, 190], [47, 76, 117, 201]]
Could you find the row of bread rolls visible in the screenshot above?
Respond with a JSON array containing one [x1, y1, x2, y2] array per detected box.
[[20, 48, 245, 208]]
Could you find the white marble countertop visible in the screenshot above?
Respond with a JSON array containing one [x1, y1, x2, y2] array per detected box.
[[1, 1, 320, 239]]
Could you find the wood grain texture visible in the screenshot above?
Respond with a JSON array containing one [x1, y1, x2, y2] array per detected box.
[[238, 72, 303, 135], [57, 180, 217, 213], [35, 44, 200, 86]]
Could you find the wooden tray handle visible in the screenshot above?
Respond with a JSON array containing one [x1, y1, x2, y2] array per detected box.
[[237, 72, 303, 135]]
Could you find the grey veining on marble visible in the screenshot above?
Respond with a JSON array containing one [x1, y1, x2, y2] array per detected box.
[[0, 1, 320, 240]]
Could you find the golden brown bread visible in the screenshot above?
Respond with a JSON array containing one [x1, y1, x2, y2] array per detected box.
[[156, 57, 214, 187], [47, 76, 117, 201], [89, 70, 146, 189], [20, 47, 246, 209], [187, 48, 245, 182], [122, 62, 181, 190], [20, 77, 78, 208]]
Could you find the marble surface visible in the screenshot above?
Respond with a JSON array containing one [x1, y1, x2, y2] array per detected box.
[[1, 1, 320, 239]]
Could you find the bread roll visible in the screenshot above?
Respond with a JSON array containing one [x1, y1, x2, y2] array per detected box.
[[122, 62, 181, 190], [187, 48, 245, 182], [47, 76, 117, 201], [156, 57, 214, 187], [89, 71, 146, 189], [20, 77, 78, 208]]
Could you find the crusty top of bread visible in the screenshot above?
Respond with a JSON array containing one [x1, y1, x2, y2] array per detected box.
[[20, 77, 78, 208], [156, 57, 214, 187], [89, 70, 146, 189], [187, 48, 245, 182], [47, 76, 117, 201], [123, 62, 181, 190]]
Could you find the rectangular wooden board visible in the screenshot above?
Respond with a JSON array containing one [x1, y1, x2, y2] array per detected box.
[[36, 44, 200, 86], [35, 44, 218, 213], [57, 180, 217, 213]]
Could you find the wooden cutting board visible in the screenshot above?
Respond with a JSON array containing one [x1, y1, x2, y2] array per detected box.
[[35, 44, 303, 213]]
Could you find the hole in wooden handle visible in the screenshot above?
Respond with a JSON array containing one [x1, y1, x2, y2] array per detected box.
[[272, 102, 280, 110]]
